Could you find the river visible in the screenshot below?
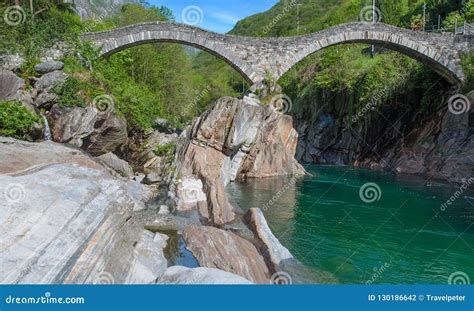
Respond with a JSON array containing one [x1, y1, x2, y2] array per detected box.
[[227, 165, 474, 284]]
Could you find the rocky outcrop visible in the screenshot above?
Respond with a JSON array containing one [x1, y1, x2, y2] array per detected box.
[[157, 266, 253, 284], [172, 96, 306, 226], [182, 225, 270, 284], [245, 208, 293, 270], [356, 105, 473, 184], [49, 104, 128, 156], [0, 137, 159, 284]]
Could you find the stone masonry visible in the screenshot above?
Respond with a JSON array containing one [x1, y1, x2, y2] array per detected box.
[[82, 22, 473, 87]]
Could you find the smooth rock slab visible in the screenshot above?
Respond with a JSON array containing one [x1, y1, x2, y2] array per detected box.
[[182, 225, 270, 284], [0, 138, 152, 284], [157, 266, 253, 284]]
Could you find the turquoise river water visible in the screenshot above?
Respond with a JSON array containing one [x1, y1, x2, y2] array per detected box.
[[227, 165, 474, 284]]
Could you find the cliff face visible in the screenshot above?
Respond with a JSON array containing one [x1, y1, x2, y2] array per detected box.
[[66, 0, 139, 19], [295, 89, 474, 184]]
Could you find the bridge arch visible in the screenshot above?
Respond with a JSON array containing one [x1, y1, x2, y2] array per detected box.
[[276, 23, 467, 86], [82, 22, 469, 87], [82, 23, 258, 84]]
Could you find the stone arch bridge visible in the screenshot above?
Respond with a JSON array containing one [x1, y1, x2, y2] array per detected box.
[[82, 22, 473, 87]]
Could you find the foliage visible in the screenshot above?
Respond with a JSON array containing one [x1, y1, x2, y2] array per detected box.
[[0, 101, 42, 139], [410, 14, 424, 30], [50, 77, 99, 108], [0, 1, 82, 66], [154, 142, 176, 157]]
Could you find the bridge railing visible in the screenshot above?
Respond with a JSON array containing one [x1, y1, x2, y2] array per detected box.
[[423, 22, 473, 35]]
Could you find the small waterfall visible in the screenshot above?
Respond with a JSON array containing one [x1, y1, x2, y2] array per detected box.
[[41, 113, 52, 141]]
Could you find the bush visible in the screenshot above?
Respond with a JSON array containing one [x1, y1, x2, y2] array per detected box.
[[154, 142, 176, 157], [0, 101, 42, 139], [50, 77, 87, 108]]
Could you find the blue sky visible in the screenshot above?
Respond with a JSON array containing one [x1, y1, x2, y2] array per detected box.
[[149, 0, 278, 33]]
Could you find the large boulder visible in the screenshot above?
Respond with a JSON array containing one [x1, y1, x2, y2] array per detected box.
[[34, 61, 64, 74], [157, 266, 253, 284], [32, 71, 68, 110], [49, 105, 128, 156], [35, 71, 68, 91], [0, 137, 156, 284], [182, 225, 270, 284]]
